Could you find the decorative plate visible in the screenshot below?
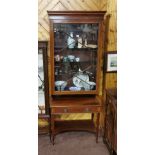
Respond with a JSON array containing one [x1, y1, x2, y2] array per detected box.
[[73, 72, 89, 88]]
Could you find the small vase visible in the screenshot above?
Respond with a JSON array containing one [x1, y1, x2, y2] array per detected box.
[[67, 32, 75, 48]]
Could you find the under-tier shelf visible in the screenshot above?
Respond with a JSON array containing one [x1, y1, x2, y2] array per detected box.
[[53, 120, 96, 135]]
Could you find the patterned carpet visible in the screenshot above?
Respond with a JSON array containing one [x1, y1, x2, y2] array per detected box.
[[38, 132, 110, 155]]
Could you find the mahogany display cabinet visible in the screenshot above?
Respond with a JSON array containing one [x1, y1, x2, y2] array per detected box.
[[47, 11, 106, 144]]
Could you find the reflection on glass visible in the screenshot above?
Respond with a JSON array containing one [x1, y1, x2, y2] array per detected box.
[[38, 49, 45, 114], [53, 23, 99, 92]]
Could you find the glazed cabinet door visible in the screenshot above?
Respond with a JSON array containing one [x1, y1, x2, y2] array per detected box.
[[48, 11, 105, 95], [53, 23, 98, 92]]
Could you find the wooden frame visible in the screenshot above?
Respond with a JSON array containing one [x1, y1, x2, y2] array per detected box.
[[48, 11, 106, 144], [48, 11, 106, 95], [104, 51, 117, 73]]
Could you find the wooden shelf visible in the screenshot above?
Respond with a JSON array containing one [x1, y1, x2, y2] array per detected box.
[[54, 120, 96, 135], [54, 47, 98, 51]]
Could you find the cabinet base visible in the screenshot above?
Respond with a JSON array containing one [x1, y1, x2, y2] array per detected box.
[[51, 120, 98, 145]]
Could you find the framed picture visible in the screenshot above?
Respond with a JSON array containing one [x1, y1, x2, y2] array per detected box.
[[104, 51, 117, 72]]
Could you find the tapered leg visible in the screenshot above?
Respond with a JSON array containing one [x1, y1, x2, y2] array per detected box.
[[91, 113, 94, 121], [96, 112, 100, 143], [49, 117, 52, 142], [51, 115, 55, 145], [52, 135, 55, 145]]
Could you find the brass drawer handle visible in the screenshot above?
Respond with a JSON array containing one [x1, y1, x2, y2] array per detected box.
[[64, 108, 68, 113]]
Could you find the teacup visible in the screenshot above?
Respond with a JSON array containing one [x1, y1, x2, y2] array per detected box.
[[63, 56, 69, 62], [68, 55, 75, 62], [75, 57, 80, 62], [55, 55, 60, 62]]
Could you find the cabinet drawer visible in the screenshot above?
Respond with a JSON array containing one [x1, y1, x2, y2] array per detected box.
[[52, 106, 101, 114]]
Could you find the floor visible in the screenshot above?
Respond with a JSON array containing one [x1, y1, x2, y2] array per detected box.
[[38, 132, 110, 155]]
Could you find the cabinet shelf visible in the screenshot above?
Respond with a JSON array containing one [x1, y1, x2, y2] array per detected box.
[[54, 87, 96, 92], [55, 61, 96, 64], [54, 47, 98, 51], [54, 120, 96, 135]]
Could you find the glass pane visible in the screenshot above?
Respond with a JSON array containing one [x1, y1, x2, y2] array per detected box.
[[38, 49, 45, 114], [53, 23, 98, 92]]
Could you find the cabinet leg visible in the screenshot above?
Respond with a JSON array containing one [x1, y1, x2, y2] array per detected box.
[[96, 113, 100, 143], [50, 134, 55, 145], [91, 113, 94, 121], [51, 115, 55, 145], [49, 117, 52, 142], [50, 133, 52, 142]]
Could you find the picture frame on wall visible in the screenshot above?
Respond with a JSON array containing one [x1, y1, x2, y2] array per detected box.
[[104, 51, 117, 73]]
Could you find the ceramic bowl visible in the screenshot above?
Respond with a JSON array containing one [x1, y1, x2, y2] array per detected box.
[[55, 81, 67, 91], [67, 55, 75, 62], [69, 86, 81, 91], [88, 81, 96, 90], [84, 81, 96, 90]]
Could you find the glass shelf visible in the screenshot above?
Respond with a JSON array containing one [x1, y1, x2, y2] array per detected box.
[[54, 47, 98, 51]]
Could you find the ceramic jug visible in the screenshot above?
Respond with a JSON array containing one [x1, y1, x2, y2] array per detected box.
[[67, 32, 75, 48]]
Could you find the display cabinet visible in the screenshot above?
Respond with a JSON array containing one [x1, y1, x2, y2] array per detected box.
[[48, 11, 106, 144], [38, 41, 50, 134]]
